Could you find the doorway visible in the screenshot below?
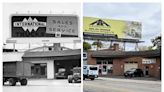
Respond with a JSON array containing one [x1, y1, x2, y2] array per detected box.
[[102, 65, 107, 75], [144, 66, 149, 76]]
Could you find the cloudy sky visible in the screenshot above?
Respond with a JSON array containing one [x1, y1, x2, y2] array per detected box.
[[84, 3, 161, 51]]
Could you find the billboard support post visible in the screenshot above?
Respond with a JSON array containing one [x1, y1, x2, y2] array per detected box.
[[135, 42, 139, 51], [110, 41, 113, 48], [13, 43, 16, 52], [123, 42, 126, 51]]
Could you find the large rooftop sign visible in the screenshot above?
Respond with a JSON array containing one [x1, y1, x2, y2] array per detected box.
[[11, 15, 78, 37], [83, 17, 142, 39]]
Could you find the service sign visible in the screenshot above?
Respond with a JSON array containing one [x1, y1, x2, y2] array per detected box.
[[142, 58, 156, 64], [11, 15, 78, 37], [83, 17, 142, 39]]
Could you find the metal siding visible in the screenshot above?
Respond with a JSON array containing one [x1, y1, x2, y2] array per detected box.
[[3, 62, 17, 77]]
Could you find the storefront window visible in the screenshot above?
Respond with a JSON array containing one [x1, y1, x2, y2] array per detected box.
[[97, 61, 101, 64], [31, 63, 47, 78], [97, 59, 113, 64]]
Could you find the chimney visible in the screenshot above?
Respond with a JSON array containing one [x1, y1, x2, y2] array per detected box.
[[53, 43, 61, 51], [113, 43, 119, 51]]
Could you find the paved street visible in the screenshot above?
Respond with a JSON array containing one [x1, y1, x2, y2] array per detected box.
[[3, 79, 81, 92], [84, 77, 161, 92]]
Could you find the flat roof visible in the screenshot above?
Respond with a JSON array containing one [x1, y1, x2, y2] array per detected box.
[[23, 49, 81, 58], [91, 50, 161, 58]]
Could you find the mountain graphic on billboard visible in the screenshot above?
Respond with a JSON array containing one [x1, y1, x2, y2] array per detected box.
[[90, 19, 110, 27]]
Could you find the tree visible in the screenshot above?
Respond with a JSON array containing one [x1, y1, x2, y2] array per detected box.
[[138, 46, 153, 51], [92, 40, 103, 50], [83, 42, 91, 51], [151, 35, 161, 50]]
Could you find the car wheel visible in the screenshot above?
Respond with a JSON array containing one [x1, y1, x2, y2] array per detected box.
[[68, 77, 73, 83], [90, 78, 95, 80], [83, 76, 85, 80], [20, 79, 27, 86], [8, 78, 16, 86]]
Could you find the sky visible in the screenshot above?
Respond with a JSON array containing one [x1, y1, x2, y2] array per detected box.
[[3, 3, 82, 50], [2, 3, 161, 51], [84, 3, 161, 51]]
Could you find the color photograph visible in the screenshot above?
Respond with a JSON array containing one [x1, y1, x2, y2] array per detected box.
[[83, 3, 161, 92]]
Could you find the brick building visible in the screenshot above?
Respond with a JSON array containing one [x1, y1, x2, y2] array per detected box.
[[86, 44, 161, 79]]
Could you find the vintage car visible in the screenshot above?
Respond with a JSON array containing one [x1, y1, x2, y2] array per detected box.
[[68, 67, 81, 83]]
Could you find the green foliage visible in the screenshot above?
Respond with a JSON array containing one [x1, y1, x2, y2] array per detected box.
[[83, 42, 91, 51], [92, 41, 103, 48], [151, 35, 161, 50]]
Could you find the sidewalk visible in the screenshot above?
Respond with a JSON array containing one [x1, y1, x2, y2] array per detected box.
[[98, 77, 161, 85]]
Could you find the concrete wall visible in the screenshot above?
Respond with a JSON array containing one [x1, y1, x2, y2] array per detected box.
[[3, 52, 24, 62]]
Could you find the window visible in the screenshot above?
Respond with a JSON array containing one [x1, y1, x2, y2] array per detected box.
[[31, 63, 47, 77], [97, 59, 113, 64], [103, 61, 107, 64], [83, 66, 87, 69], [90, 67, 98, 70], [83, 54, 86, 57], [97, 61, 101, 64], [108, 61, 113, 64]]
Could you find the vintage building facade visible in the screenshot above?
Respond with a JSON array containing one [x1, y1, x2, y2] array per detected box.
[[22, 47, 81, 79]]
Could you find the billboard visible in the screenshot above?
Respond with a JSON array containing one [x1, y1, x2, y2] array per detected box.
[[11, 15, 78, 37], [83, 17, 142, 39]]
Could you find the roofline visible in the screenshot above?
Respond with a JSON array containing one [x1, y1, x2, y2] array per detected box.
[[91, 50, 161, 58]]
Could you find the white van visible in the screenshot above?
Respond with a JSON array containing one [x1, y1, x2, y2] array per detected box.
[[83, 65, 99, 80]]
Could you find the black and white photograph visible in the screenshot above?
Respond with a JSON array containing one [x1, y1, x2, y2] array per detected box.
[[2, 3, 81, 92]]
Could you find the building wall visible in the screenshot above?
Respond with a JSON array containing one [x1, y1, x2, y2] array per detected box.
[[87, 54, 161, 79], [3, 52, 24, 61], [87, 51, 96, 65], [113, 59, 124, 76]]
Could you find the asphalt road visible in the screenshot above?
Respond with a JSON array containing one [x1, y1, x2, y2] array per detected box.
[[3, 79, 81, 92], [84, 77, 161, 92]]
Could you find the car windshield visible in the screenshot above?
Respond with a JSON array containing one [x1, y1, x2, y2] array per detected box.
[[72, 67, 81, 73], [129, 68, 136, 72], [90, 67, 97, 70], [58, 68, 66, 72]]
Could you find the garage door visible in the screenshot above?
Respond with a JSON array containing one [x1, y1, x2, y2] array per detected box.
[[124, 63, 138, 72]]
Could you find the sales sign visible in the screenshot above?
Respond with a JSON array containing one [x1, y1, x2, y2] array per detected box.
[[11, 15, 78, 37]]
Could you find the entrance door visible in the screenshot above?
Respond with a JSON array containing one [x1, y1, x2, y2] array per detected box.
[[144, 66, 149, 76], [102, 65, 107, 75], [31, 63, 47, 78]]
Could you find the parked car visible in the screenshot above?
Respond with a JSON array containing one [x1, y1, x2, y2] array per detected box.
[[68, 67, 81, 83], [124, 68, 144, 77], [83, 65, 99, 80], [55, 68, 67, 79]]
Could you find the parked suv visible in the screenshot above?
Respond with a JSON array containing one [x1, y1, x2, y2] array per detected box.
[[124, 68, 144, 77]]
